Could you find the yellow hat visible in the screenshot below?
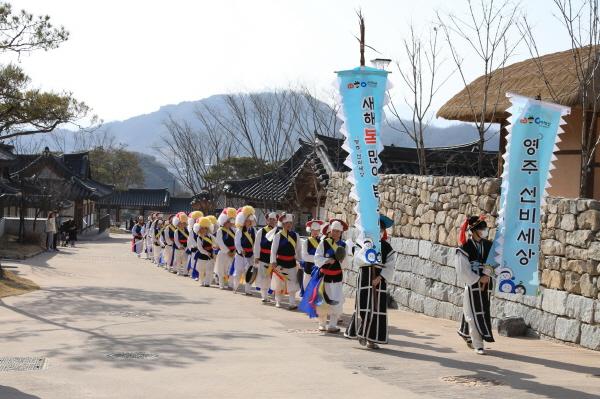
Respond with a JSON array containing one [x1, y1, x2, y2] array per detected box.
[[198, 217, 212, 229], [176, 212, 188, 224], [225, 207, 237, 218], [207, 215, 217, 225], [241, 205, 255, 217], [189, 210, 203, 220]]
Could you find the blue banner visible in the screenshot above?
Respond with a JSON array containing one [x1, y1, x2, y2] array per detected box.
[[492, 93, 569, 296], [336, 66, 389, 257]]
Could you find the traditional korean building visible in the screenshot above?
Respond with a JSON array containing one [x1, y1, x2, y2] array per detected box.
[[96, 188, 193, 222], [222, 134, 497, 225], [1, 146, 113, 231], [437, 46, 600, 199]]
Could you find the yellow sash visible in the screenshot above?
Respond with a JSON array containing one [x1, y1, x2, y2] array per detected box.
[[308, 236, 319, 249], [326, 237, 339, 252], [281, 230, 296, 249], [244, 230, 254, 246], [220, 227, 235, 240], [202, 235, 214, 246]]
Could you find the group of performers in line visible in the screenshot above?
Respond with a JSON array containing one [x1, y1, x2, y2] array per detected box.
[[131, 207, 495, 354]]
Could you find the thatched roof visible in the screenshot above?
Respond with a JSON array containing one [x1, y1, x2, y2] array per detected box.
[[437, 46, 598, 123]]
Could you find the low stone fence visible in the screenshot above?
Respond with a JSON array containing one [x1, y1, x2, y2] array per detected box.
[[328, 172, 599, 351]]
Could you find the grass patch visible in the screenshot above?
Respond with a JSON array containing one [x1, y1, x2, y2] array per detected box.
[[0, 235, 43, 259], [0, 270, 39, 298]]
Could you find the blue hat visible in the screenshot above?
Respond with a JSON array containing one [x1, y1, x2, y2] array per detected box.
[[379, 214, 393, 229]]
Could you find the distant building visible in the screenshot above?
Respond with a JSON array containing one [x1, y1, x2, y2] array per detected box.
[[0, 145, 113, 232], [96, 188, 193, 222]]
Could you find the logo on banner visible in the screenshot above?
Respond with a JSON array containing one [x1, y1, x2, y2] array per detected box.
[[519, 115, 551, 128]]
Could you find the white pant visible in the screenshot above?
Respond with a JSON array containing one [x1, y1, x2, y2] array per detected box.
[[214, 251, 234, 288], [233, 254, 252, 294], [463, 287, 484, 349], [153, 244, 162, 264], [164, 245, 175, 269], [198, 258, 214, 286], [271, 266, 299, 306], [145, 237, 153, 258], [133, 238, 143, 254], [256, 261, 271, 299], [318, 281, 344, 328], [175, 249, 187, 274]]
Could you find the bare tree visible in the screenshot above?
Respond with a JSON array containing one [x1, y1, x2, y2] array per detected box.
[[520, 0, 600, 197], [288, 85, 341, 140], [388, 24, 450, 175], [438, 0, 522, 177], [156, 116, 232, 198]]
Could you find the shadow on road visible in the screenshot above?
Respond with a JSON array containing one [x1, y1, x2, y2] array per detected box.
[[0, 386, 41, 399], [0, 285, 272, 371], [376, 345, 600, 399]]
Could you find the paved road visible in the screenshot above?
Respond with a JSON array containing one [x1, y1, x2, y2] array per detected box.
[[0, 234, 598, 399]]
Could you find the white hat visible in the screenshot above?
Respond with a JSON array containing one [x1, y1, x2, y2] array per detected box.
[[330, 220, 343, 231], [279, 213, 293, 224], [172, 217, 180, 227], [267, 212, 278, 220], [305, 219, 324, 233], [193, 223, 201, 233]]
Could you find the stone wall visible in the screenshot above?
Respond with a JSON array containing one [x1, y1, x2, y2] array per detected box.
[[326, 172, 600, 351]]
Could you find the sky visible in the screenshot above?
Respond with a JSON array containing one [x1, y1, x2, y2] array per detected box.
[[8, 0, 573, 124]]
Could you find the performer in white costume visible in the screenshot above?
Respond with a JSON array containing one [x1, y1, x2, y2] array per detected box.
[[214, 208, 237, 289], [173, 212, 189, 276], [301, 219, 323, 292], [253, 212, 278, 302], [269, 212, 301, 309], [314, 219, 348, 333], [233, 206, 256, 295], [144, 214, 154, 260], [195, 217, 216, 287], [456, 215, 495, 355], [131, 216, 144, 257], [152, 216, 164, 266], [186, 211, 203, 277]]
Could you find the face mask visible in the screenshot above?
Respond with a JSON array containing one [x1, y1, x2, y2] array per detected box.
[[478, 228, 489, 239]]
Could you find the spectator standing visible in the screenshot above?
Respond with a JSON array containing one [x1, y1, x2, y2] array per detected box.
[[45, 212, 57, 251]]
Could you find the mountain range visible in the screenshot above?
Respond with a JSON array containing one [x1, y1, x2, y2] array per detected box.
[[96, 94, 499, 153]]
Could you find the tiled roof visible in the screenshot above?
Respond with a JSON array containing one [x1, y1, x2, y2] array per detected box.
[[223, 142, 314, 202], [97, 188, 170, 209], [315, 134, 498, 177]]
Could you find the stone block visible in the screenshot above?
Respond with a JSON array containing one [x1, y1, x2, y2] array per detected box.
[[395, 255, 413, 272], [554, 317, 581, 343], [567, 260, 597, 275], [541, 289, 568, 316], [565, 245, 588, 260], [440, 266, 457, 286], [589, 242, 600, 261], [409, 292, 425, 313], [418, 240, 432, 259], [580, 274, 598, 298], [541, 239, 565, 256], [429, 282, 450, 302], [391, 287, 411, 307], [560, 214, 576, 231], [563, 271, 581, 294], [577, 209, 600, 230], [580, 324, 600, 350], [565, 294, 596, 323], [421, 261, 442, 280], [423, 297, 439, 317], [524, 308, 557, 336], [497, 317, 528, 337], [394, 237, 420, 256], [410, 275, 432, 297], [543, 256, 564, 271], [541, 269, 564, 290], [419, 224, 431, 241], [446, 286, 462, 306], [430, 244, 452, 266], [565, 230, 594, 248]]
